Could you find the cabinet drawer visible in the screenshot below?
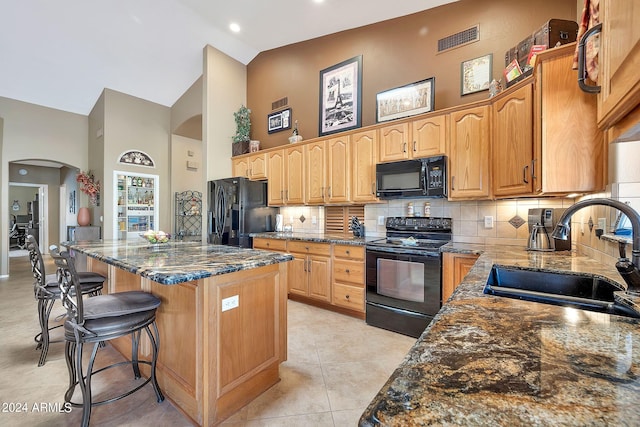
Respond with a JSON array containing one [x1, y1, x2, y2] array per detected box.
[[253, 238, 286, 251], [333, 283, 364, 312], [333, 244, 364, 260], [333, 259, 364, 284], [287, 241, 331, 256]]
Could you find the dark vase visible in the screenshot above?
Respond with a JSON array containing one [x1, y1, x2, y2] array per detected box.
[[232, 140, 250, 156]]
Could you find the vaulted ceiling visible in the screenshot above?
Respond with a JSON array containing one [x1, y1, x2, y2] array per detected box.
[[0, 0, 457, 115]]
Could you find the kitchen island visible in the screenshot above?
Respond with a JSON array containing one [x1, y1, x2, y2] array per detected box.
[[63, 240, 292, 426], [360, 243, 640, 425]]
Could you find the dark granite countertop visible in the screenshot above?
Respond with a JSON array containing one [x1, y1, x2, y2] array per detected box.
[[62, 240, 293, 285], [360, 244, 640, 426], [250, 231, 368, 246]]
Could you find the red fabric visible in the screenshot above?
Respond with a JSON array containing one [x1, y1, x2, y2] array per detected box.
[[572, 0, 600, 83]]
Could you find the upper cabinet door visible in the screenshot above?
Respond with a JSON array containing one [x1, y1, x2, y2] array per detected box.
[[305, 141, 326, 205], [285, 145, 305, 205], [351, 129, 378, 203], [597, 0, 640, 129], [232, 157, 249, 178], [412, 114, 447, 158], [492, 83, 533, 197], [326, 135, 350, 203], [448, 105, 491, 200], [248, 153, 268, 180], [378, 122, 410, 162], [267, 150, 285, 206]]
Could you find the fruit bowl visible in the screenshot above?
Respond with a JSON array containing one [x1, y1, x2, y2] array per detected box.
[[140, 230, 171, 244]]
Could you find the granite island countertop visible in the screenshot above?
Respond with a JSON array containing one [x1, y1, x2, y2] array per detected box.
[[360, 243, 640, 426], [62, 239, 293, 285]]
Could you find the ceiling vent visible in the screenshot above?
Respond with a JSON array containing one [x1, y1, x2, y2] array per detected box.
[[271, 97, 288, 111], [437, 25, 479, 53]]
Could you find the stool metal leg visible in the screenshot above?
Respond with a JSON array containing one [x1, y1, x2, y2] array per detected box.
[[146, 322, 164, 403], [131, 330, 141, 379], [64, 341, 77, 404], [36, 298, 55, 366]]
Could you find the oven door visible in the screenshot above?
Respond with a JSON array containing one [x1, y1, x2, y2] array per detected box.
[[365, 249, 442, 316]]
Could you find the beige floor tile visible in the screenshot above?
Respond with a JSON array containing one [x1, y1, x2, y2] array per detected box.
[[1, 255, 412, 426]]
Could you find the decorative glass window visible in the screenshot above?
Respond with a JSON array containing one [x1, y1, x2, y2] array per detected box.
[[118, 150, 155, 167]]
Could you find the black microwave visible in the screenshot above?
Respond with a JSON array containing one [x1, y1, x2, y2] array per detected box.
[[376, 156, 447, 199]]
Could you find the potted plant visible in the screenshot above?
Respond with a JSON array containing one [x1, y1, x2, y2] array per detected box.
[[232, 105, 251, 156]]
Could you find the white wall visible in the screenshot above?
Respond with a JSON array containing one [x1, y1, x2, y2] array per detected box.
[[203, 45, 246, 182], [0, 97, 88, 276]]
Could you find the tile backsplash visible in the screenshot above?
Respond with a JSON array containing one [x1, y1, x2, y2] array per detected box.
[[363, 198, 576, 246]]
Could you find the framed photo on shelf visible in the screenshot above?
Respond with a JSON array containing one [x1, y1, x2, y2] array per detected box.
[[461, 53, 492, 96], [267, 108, 291, 134], [376, 77, 435, 123], [319, 55, 362, 136]]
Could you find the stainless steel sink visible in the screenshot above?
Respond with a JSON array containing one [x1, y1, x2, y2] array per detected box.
[[483, 265, 640, 318]]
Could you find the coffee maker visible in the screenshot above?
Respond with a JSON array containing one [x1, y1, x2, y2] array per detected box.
[[527, 208, 572, 251]]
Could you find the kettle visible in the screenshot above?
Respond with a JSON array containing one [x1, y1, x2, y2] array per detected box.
[[528, 223, 553, 251]]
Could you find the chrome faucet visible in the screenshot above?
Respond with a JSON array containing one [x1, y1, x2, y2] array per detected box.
[[552, 198, 640, 294]]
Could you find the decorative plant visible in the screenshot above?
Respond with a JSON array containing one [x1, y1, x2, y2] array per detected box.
[[76, 170, 100, 206], [233, 105, 251, 143]]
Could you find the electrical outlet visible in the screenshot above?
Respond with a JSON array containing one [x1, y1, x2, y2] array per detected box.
[[221, 295, 239, 312], [484, 216, 494, 228], [378, 216, 385, 226], [598, 217, 606, 231]]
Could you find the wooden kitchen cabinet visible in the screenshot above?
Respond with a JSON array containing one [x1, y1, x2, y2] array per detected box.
[[533, 44, 604, 194], [287, 241, 331, 302], [332, 245, 365, 313], [267, 149, 286, 205], [253, 237, 287, 252], [448, 105, 491, 200], [232, 152, 268, 180], [412, 114, 448, 158], [267, 146, 305, 206], [442, 252, 479, 303], [305, 141, 326, 204], [378, 122, 411, 162], [378, 114, 447, 163], [326, 135, 350, 204], [596, 0, 640, 130], [492, 83, 533, 197], [351, 129, 378, 203]]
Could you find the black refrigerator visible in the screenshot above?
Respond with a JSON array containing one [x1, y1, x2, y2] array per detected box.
[[207, 177, 278, 248]]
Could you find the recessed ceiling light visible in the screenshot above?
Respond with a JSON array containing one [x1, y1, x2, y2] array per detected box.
[[313, 0, 324, 3], [229, 22, 241, 33]]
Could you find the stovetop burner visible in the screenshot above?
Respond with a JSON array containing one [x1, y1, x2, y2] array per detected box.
[[366, 216, 452, 253]]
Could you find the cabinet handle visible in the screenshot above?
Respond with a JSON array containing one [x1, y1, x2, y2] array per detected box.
[[577, 23, 602, 94], [280, 190, 283, 200], [285, 189, 289, 202], [345, 269, 350, 274], [303, 259, 307, 272], [346, 250, 350, 255], [371, 182, 376, 195], [413, 141, 417, 152], [403, 142, 407, 153], [328, 186, 332, 197], [345, 294, 350, 300], [523, 165, 529, 184], [321, 186, 325, 199], [451, 176, 455, 191], [307, 260, 311, 272]]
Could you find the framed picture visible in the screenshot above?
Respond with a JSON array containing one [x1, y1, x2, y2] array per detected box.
[[267, 108, 291, 134], [376, 77, 435, 123], [461, 53, 492, 96], [319, 55, 362, 136]]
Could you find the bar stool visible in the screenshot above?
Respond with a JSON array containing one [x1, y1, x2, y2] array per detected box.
[[50, 248, 164, 427], [25, 235, 106, 366]]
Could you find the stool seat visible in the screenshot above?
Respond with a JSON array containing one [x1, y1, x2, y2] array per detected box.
[[64, 291, 161, 342]]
